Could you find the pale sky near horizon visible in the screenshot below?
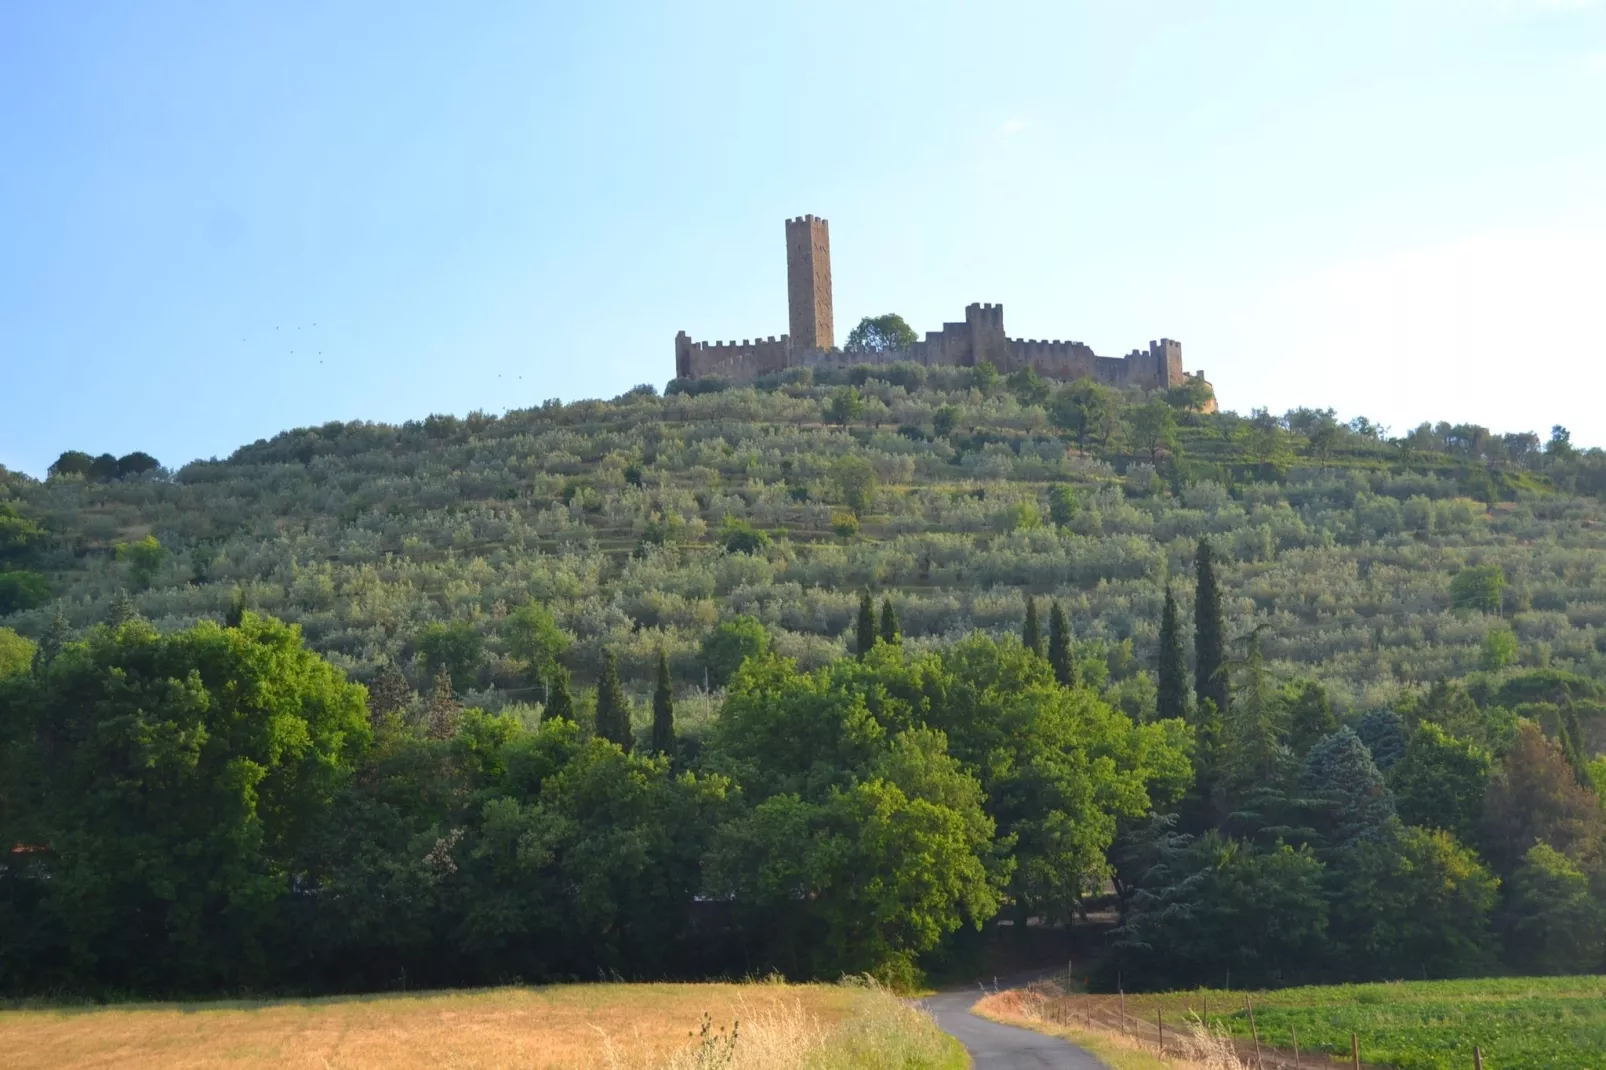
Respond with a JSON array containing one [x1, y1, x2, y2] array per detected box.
[[3, 1, 1604, 477]]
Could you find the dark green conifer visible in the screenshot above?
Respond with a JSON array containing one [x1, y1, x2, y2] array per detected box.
[[225, 587, 247, 628], [651, 649, 676, 758], [109, 587, 138, 626], [1048, 601, 1076, 686], [1194, 539, 1229, 716], [595, 649, 633, 752], [879, 597, 900, 645], [32, 605, 70, 675], [857, 591, 878, 658], [1287, 680, 1338, 755], [1023, 595, 1043, 657], [1157, 587, 1187, 722], [545, 664, 574, 722]]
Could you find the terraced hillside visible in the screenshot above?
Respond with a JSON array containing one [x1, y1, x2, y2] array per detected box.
[[4, 367, 1605, 725]]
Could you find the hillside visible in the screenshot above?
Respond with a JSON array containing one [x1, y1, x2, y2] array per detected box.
[[3, 365, 1603, 722]]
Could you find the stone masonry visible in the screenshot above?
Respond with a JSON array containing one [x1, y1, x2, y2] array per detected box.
[[675, 216, 1212, 399]]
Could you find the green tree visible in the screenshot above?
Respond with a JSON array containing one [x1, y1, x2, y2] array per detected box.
[[116, 535, 167, 590], [0, 570, 51, 615], [0, 502, 46, 563], [1353, 708, 1407, 771], [1130, 397, 1180, 465], [0, 613, 369, 991], [1047, 484, 1079, 528], [502, 601, 570, 684], [1303, 727, 1396, 849], [116, 451, 161, 478], [594, 649, 633, 752], [1329, 825, 1499, 980], [0, 626, 35, 678], [1479, 626, 1519, 671], [1450, 564, 1505, 615], [416, 620, 484, 689], [932, 404, 960, 439], [844, 313, 918, 354], [1022, 596, 1043, 657], [879, 597, 900, 645], [1390, 722, 1492, 845], [831, 455, 878, 515], [1048, 601, 1076, 687], [47, 449, 94, 479], [1049, 380, 1113, 453], [1008, 366, 1050, 405], [857, 591, 879, 658], [1194, 539, 1229, 717], [30, 606, 69, 673], [827, 386, 866, 426], [108, 586, 138, 624], [651, 649, 675, 758], [699, 615, 769, 688], [545, 664, 575, 721], [1285, 680, 1337, 755], [1157, 588, 1187, 723], [969, 360, 999, 393], [1504, 842, 1606, 975]]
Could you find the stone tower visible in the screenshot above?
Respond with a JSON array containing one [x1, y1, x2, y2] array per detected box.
[[785, 215, 834, 350]]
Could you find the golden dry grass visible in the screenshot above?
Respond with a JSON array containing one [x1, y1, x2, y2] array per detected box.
[[975, 989, 1251, 1070], [0, 982, 869, 1070]]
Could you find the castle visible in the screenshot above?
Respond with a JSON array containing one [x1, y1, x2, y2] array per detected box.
[[675, 215, 1212, 398]]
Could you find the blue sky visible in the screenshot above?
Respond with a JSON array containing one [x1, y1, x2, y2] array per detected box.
[[3, 1, 1603, 476]]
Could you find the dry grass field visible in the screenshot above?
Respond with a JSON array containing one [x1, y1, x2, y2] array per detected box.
[[0, 981, 962, 1070]]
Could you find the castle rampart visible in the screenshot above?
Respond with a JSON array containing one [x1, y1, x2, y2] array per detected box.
[[674, 218, 1212, 401]]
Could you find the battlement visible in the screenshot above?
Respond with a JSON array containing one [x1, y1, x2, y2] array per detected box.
[[673, 216, 1212, 401]]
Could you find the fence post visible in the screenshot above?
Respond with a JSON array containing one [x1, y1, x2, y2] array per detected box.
[[1120, 987, 1127, 1034], [1157, 1008, 1164, 1054], [1352, 1032, 1361, 1070], [1474, 1047, 1484, 1070], [1292, 1023, 1301, 1069], [1247, 996, 1263, 1069]]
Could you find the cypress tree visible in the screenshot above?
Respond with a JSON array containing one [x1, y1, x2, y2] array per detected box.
[[109, 587, 139, 626], [1194, 539, 1229, 716], [1023, 595, 1043, 657], [651, 649, 676, 758], [545, 666, 574, 722], [1157, 587, 1187, 722], [1048, 601, 1076, 686], [595, 649, 633, 752], [1561, 707, 1592, 789], [857, 591, 878, 658], [31, 605, 70, 675], [224, 587, 247, 628], [880, 597, 901, 645]]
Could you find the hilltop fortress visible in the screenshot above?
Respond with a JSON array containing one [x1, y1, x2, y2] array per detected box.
[[675, 215, 1212, 398]]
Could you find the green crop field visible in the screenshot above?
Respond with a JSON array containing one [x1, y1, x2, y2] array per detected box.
[[1098, 976, 1606, 1070]]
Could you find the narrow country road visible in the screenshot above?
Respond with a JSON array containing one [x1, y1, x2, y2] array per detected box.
[[923, 991, 1107, 1069]]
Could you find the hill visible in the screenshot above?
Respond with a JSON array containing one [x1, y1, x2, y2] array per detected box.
[[3, 366, 1604, 723]]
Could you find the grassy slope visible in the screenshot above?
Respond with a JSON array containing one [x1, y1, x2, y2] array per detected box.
[[0, 981, 967, 1070]]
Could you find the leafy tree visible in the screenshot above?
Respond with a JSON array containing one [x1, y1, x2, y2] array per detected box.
[[1047, 484, 1078, 528], [1504, 842, 1606, 975], [1022, 596, 1043, 657], [416, 620, 484, 689], [30, 607, 69, 673], [969, 360, 999, 393], [1008, 366, 1050, 405], [1450, 565, 1505, 615], [1303, 727, 1395, 849], [1194, 539, 1229, 717], [594, 649, 633, 752], [651, 649, 675, 758], [1049, 379, 1113, 452], [108, 586, 138, 624], [47, 450, 93, 479], [545, 664, 575, 721], [857, 591, 878, 658], [1390, 723, 1492, 846], [932, 404, 960, 438], [1156, 589, 1186, 723], [1048, 601, 1076, 688], [1328, 824, 1499, 980], [420, 668, 462, 739], [1130, 397, 1179, 465], [0, 502, 45, 562], [830, 510, 859, 539], [116, 452, 161, 478], [115, 534, 167, 590], [827, 386, 866, 426], [0, 570, 51, 615], [1483, 720, 1606, 873], [844, 313, 917, 354], [1286, 680, 1337, 755], [1480, 625, 1520, 671], [0, 613, 369, 991], [699, 615, 769, 688], [502, 601, 570, 684], [831, 455, 877, 515], [720, 517, 772, 555], [1353, 709, 1407, 771], [879, 596, 900, 645], [0, 626, 35, 678], [88, 453, 121, 482]]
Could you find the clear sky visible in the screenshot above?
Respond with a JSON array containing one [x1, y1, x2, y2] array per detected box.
[[3, 1, 1604, 477]]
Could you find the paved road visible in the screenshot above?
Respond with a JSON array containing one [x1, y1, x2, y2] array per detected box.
[[924, 991, 1107, 1068]]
